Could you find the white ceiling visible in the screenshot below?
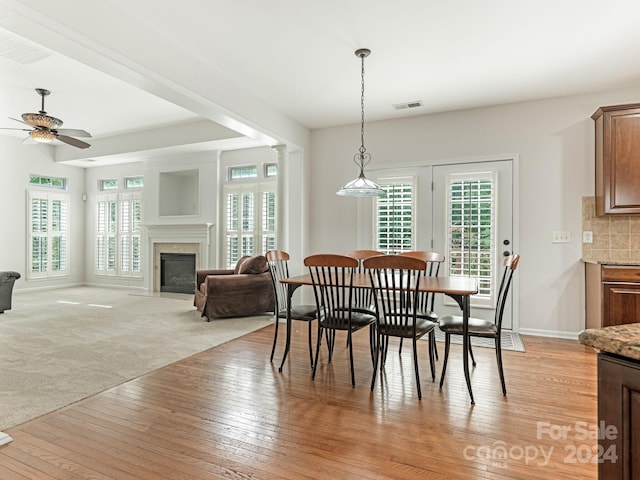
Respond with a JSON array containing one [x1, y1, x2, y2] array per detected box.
[[2, 0, 640, 155]]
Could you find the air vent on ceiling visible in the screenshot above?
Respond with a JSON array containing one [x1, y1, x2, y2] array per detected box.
[[0, 32, 50, 64], [393, 100, 423, 110]]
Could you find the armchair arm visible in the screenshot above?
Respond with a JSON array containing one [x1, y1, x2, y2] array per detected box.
[[196, 269, 234, 288]]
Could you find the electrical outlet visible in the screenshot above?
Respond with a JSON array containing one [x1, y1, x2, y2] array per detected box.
[[582, 231, 593, 244], [552, 231, 571, 244]]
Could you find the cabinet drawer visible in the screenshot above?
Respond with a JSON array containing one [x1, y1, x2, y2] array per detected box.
[[602, 266, 640, 282]]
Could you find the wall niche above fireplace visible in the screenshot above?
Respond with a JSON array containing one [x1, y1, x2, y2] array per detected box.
[[159, 169, 199, 217]]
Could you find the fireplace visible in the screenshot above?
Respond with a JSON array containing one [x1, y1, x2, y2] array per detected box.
[[160, 253, 196, 293]]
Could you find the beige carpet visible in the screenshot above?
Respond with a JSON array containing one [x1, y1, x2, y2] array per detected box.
[[0, 286, 273, 430]]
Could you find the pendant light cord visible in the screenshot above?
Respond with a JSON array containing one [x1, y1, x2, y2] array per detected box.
[[359, 52, 366, 159]]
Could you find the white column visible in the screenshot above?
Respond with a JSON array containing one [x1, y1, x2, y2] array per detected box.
[[272, 145, 288, 251]]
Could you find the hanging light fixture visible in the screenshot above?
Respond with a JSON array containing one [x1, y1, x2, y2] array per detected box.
[[337, 48, 385, 197]]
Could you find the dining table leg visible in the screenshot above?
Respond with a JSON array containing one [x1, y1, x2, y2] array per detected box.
[[445, 293, 475, 404], [278, 283, 298, 372]]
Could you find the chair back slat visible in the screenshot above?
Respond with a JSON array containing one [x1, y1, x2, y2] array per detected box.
[[304, 254, 358, 328], [345, 250, 385, 312], [266, 250, 292, 315], [399, 251, 444, 313], [364, 255, 426, 336]]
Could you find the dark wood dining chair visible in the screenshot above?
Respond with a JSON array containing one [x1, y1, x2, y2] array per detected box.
[[398, 251, 445, 359], [266, 250, 317, 367], [304, 254, 377, 387], [344, 250, 384, 316], [364, 254, 437, 400], [438, 254, 520, 396]]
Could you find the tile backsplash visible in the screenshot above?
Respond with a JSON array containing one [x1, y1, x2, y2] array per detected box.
[[582, 196, 640, 263]]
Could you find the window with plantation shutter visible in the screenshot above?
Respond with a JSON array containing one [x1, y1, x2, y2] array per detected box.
[[28, 190, 69, 279], [446, 172, 496, 305], [375, 178, 415, 254], [223, 182, 277, 269], [96, 192, 142, 277]]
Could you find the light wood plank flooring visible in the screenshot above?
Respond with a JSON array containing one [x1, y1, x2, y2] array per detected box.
[[0, 323, 597, 479]]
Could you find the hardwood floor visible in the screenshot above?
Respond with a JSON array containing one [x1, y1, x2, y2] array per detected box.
[[0, 323, 597, 479]]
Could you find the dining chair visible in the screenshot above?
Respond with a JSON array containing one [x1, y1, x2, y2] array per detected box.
[[363, 254, 437, 400], [343, 250, 384, 340], [398, 251, 445, 359], [266, 250, 318, 367], [304, 254, 377, 387], [438, 254, 520, 396]]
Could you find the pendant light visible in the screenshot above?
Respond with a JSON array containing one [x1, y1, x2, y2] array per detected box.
[[337, 48, 385, 197]]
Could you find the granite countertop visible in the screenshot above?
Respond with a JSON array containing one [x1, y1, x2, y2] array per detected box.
[[581, 258, 640, 266], [579, 323, 640, 361]]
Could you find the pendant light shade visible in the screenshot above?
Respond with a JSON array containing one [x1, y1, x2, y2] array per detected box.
[[337, 48, 385, 198]]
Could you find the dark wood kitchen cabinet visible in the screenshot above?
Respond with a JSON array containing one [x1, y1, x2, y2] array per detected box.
[[598, 353, 640, 479], [586, 263, 640, 328], [592, 103, 640, 216]]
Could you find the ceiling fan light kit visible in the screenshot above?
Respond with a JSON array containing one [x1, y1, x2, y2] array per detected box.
[[1, 88, 92, 149], [29, 129, 55, 143], [337, 48, 385, 198]]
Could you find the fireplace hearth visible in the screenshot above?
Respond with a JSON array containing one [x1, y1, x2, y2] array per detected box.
[[160, 253, 196, 294]]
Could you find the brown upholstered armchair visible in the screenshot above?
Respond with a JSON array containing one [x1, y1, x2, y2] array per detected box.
[[194, 255, 275, 320]]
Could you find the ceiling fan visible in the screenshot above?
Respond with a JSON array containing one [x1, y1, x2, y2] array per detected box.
[[1, 88, 91, 149]]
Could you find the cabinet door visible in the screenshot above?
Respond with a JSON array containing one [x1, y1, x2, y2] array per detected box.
[[596, 106, 640, 215], [598, 354, 640, 479], [603, 282, 640, 326]]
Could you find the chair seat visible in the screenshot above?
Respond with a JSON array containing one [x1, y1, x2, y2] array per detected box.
[[413, 309, 438, 322], [378, 317, 436, 338], [320, 311, 376, 331], [277, 304, 317, 321], [438, 315, 498, 338]]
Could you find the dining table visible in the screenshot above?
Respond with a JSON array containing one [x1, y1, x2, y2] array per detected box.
[[277, 272, 480, 404]]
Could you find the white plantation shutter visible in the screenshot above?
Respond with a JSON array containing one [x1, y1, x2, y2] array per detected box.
[[375, 178, 415, 254], [446, 172, 496, 305], [28, 191, 69, 278], [96, 192, 142, 276], [223, 183, 277, 269]]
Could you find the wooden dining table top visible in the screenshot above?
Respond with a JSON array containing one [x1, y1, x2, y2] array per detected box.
[[281, 273, 478, 296]]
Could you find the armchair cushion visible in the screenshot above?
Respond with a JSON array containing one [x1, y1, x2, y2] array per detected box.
[[237, 255, 268, 274]]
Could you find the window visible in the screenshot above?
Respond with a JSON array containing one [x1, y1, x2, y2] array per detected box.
[[229, 166, 258, 180], [96, 192, 142, 276], [28, 190, 69, 278], [446, 172, 495, 301], [100, 179, 118, 191], [125, 176, 144, 189], [223, 184, 276, 269], [375, 178, 415, 254], [265, 163, 278, 177], [29, 175, 66, 190]]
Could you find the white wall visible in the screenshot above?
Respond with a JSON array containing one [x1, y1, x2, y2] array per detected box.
[[0, 135, 86, 291], [310, 84, 640, 337]]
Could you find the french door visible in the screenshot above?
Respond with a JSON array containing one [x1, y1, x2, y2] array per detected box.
[[432, 159, 515, 329]]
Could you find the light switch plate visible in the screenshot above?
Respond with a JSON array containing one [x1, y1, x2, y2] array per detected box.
[[582, 231, 593, 243], [552, 231, 571, 243]]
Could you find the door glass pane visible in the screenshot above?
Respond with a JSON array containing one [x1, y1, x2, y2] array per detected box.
[[447, 173, 495, 299]]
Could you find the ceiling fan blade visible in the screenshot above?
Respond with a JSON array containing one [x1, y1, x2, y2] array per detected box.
[[56, 128, 92, 138], [56, 134, 91, 149], [0, 127, 32, 132], [9, 116, 33, 127]]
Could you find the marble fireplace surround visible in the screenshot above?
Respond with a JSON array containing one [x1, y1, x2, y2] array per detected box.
[[145, 224, 213, 292]]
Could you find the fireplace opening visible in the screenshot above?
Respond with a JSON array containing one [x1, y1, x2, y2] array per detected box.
[[160, 253, 196, 294]]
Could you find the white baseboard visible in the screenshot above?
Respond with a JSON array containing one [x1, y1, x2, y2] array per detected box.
[[518, 328, 580, 340]]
